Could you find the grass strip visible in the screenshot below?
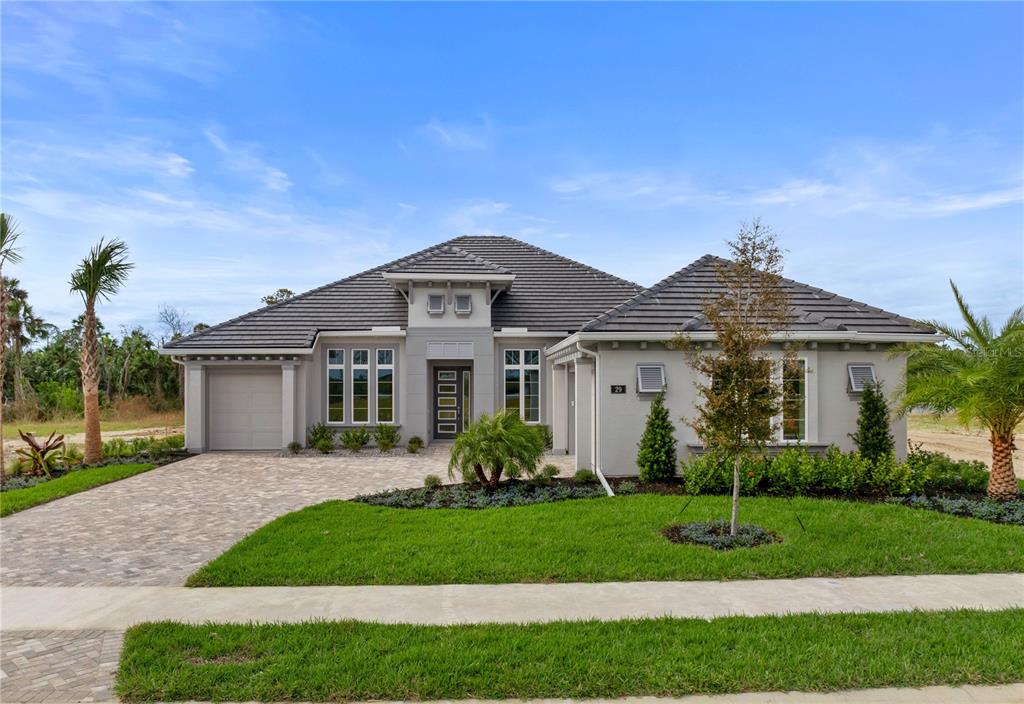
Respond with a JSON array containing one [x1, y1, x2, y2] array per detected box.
[[1, 463, 156, 517], [117, 609, 1024, 702], [187, 494, 1024, 586]]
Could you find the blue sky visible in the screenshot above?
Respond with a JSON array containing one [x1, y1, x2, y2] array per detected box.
[[2, 2, 1021, 337]]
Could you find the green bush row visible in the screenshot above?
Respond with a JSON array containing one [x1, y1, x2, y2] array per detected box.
[[680, 446, 989, 498], [101, 434, 185, 459]]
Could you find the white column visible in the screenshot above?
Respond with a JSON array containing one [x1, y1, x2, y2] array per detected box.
[[574, 358, 595, 470], [551, 364, 568, 453], [295, 361, 307, 447], [184, 363, 206, 452], [281, 362, 297, 448]]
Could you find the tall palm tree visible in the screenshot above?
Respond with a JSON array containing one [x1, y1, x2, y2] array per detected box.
[[4, 277, 56, 402], [69, 239, 133, 465], [0, 213, 24, 480], [899, 281, 1023, 501]]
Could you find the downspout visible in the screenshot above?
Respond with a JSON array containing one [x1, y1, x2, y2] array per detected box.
[[576, 341, 614, 497]]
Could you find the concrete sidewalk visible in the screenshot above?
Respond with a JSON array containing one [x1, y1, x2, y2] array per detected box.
[[4, 573, 1022, 629]]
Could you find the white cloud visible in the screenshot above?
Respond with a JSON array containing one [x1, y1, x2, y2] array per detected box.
[[203, 129, 292, 191], [420, 116, 492, 151], [443, 199, 510, 232]]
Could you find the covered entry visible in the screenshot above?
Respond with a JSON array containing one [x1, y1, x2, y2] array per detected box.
[[208, 367, 282, 450]]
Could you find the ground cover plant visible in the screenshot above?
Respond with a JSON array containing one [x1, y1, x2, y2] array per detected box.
[[0, 462, 155, 516], [116, 609, 1024, 702], [355, 479, 605, 510], [888, 495, 1024, 525], [662, 520, 780, 549], [187, 493, 1023, 586]]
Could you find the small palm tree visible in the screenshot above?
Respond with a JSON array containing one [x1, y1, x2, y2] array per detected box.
[[448, 409, 545, 487], [898, 281, 1023, 501], [0, 213, 24, 480], [69, 239, 134, 465]]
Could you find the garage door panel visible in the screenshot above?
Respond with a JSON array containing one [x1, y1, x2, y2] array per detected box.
[[208, 368, 282, 450]]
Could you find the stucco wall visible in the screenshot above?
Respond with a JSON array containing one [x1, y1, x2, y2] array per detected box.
[[594, 341, 908, 476], [406, 285, 492, 328]]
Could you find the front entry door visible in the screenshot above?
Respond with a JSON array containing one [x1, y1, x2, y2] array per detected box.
[[434, 366, 471, 439]]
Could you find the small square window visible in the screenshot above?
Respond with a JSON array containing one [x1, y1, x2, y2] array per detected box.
[[504, 350, 520, 365], [377, 349, 394, 365], [427, 295, 445, 314], [455, 294, 472, 314], [353, 349, 369, 365], [328, 349, 344, 365]]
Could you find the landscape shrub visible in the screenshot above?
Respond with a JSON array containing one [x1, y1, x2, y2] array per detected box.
[[850, 382, 895, 464], [616, 480, 638, 495], [536, 464, 560, 484], [679, 446, 990, 499], [407, 436, 424, 454], [314, 437, 335, 454], [536, 424, 553, 450], [423, 474, 442, 489], [887, 495, 1024, 526], [287, 441, 303, 454], [372, 425, 401, 452], [306, 422, 335, 448], [340, 427, 370, 452], [636, 391, 678, 483], [448, 410, 545, 487], [355, 481, 606, 509], [574, 469, 598, 484], [101, 434, 185, 461]]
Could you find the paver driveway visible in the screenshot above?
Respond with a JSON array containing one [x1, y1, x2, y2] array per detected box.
[[0, 450, 512, 587]]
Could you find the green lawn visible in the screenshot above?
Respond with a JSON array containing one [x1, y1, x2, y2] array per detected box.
[[188, 494, 1023, 586], [116, 609, 1024, 702], [0, 463, 155, 517]]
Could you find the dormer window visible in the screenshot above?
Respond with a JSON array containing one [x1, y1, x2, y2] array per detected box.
[[427, 294, 445, 315], [455, 294, 472, 315]]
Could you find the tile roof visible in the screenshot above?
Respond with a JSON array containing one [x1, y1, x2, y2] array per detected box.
[[584, 254, 935, 335], [164, 236, 641, 349]]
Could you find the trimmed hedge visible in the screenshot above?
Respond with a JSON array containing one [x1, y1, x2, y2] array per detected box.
[[681, 446, 990, 498]]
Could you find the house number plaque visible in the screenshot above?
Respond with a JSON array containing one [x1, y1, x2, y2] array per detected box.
[[610, 385, 626, 394]]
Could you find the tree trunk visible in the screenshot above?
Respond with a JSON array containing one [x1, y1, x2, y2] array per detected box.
[[81, 304, 103, 465], [988, 432, 1018, 502], [473, 463, 488, 486], [730, 455, 741, 536], [488, 463, 504, 487]]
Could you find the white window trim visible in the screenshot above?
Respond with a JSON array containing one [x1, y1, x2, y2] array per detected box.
[[351, 348, 370, 425], [504, 348, 542, 424], [847, 363, 878, 392], [375, 348, 395, 425], [777, 357, 809, 444], [326, 348, 346, 425], [427, 294, 445, 315], [455, 294, 472, 315]]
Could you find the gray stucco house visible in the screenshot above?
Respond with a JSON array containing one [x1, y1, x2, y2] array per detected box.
[[161, 235, 938, 476]]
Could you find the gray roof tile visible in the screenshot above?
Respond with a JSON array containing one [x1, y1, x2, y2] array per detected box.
[[584, 255, 935, 335]]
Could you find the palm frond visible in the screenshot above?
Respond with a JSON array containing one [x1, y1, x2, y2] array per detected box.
[[949, 280, 992, 348], [0, 213, 24, 266], [69, 238, 134, 305]]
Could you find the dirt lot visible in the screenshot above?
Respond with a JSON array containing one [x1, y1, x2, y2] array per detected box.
[[907, 416, 1023, 478]]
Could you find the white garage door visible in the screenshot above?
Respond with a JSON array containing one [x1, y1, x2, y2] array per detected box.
[[208, 368, 282, 450]]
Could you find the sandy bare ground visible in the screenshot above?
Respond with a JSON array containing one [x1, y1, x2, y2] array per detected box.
[[907, 427, 1024, 479], [2, 426, 183, 459]]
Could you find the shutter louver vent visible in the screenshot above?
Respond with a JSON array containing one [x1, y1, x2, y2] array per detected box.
[[847, 364, 877, 392], [636, 364, 666, 393]]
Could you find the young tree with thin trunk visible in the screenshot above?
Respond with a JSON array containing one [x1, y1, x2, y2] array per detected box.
[[897, 282, 1023, 501], [69, 239, 134, 465], [0, 213, 24, 480], [674, 220, 793, 536]]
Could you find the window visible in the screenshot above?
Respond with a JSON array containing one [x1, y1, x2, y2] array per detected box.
[[782, 359, 807, 441], [352, 349, 369, 423], [326, 349, 345, 423], [847, 364, 877, 392], [462, 370, 471, 432], [503, 348, 541, 423], [636, 364, 666, 393], [376, 349, 394, 424], [455, 294, 472, 315], [427, 294, 444, 314]]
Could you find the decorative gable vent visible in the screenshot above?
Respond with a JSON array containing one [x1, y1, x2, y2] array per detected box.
[[427, 294, 445, 315], [636, 364, 666, 393], [847, 364, 877, 392]]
